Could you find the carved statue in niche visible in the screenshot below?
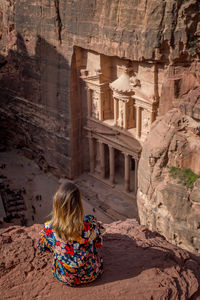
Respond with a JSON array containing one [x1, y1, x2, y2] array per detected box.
[[130, 76, 141, 87], [91, 91, 100, 119], [91, 101, 98, 119], [143, 115, 151, 135], [118, 101, 124, 128]]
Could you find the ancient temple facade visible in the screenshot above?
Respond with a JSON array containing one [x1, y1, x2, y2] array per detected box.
[[71, 47, 161, 197]]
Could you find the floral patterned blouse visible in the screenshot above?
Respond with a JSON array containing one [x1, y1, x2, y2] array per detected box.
[[37, 215, 105, 286]]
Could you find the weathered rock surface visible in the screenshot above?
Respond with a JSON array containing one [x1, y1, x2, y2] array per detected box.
[[1, 0, 199, 61], [0, 0, 199, 177], [1, 219, 200, 300], [0, 0, 200, 264], [137, 88, 200, 253], [180, 86, 200, 121], [159, 63, 200, 116]]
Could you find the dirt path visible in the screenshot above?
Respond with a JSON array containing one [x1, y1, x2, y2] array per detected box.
[[0, 150, 113, 226]]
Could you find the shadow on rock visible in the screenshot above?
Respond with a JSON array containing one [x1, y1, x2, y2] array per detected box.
[[89, 232, 199, 287]]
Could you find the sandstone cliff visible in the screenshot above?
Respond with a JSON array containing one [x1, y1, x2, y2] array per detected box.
[[137, 87, 200, 253], [0, 0, 200, 258], [1, 0, 199, 61], [1, 219, 200, 299], [0, 0, 199, 176]]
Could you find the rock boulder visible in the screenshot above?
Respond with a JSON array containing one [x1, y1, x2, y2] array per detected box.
[[137, 88, 200, 253]]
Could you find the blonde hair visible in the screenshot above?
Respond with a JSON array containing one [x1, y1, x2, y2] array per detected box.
[[51, 181, 84, 241]]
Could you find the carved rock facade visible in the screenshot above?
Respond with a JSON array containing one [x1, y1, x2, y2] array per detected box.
[[0, 0, 199, 178], [0, 0, 200, 250], [78, 49, 160, 195]]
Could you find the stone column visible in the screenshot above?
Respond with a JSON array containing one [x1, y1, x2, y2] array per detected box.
[[124, 153, 130, 192], [89, 136, 95, 173], [99, 92, 104, 121], [87, 89, 92, 117], [109, 146, 115, 184], [114, 98, 118, 125], [99, 141, 105, 178], [136, 106, 141, 138], [123, 101, 127, 129], [149, 109, 155, 124], [134, 159, 138, 195]]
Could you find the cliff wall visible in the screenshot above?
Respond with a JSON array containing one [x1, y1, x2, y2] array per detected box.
[[0, 0, 199, 177], [137, 87, 200, 253], [1, 1, 200, 252]]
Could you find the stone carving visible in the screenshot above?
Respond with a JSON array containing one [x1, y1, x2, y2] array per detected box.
[[110, 68, 135, 130], [109, 67, 157, 137], [130, 76, 141, 87], [91, 91, 100, 119], [80, 68, 111, 121], [81, 62, 158, 142], [0, 0, 199, 183], [143, 115, 151, 135], [118, 100, 124, 128]]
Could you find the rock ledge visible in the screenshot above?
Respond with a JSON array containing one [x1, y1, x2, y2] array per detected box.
[[1, 219, 200, 300]]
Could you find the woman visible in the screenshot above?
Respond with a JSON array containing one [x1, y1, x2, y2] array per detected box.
[[37, 181, 105, 286]]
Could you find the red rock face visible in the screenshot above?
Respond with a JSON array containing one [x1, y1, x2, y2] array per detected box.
[[159, 63, 200, 116], [137, 88, 200, 253], [0, 0, 199, 177], [0, 0, 200, 254], [1, 220, 200, 299]]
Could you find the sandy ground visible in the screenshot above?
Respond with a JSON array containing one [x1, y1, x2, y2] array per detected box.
[[0, 150, 114, 226], [75, 173, 138, 220]]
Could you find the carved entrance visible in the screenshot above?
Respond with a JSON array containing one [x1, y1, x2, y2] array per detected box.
[[70, 47, 160, 198]]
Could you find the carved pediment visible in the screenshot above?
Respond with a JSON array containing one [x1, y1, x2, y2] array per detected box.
[[86, 118, 141, 157]]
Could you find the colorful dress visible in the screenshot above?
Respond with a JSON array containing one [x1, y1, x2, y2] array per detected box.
[[37, 215, 105, 286]]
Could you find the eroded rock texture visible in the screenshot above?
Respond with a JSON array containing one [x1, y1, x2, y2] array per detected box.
[[1, 220, 200, 300], [0, 0, 200, 255], [0, 0, 199, 177], [137, 88, 200, 253]]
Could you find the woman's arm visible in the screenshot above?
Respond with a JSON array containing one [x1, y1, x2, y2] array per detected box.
[[37, 223, 54, 252], [93, 221, 105, 248], [85, 215, 105, 248]]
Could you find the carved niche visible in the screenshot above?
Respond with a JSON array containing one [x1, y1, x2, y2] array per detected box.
[[80, 68, 111, 121]]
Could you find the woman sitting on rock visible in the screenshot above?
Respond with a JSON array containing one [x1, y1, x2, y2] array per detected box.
[[37, 181, 105, 286]]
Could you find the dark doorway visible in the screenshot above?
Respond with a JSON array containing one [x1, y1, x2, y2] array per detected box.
[[130, 157, 135, 192], [114, 149, 124, 188]]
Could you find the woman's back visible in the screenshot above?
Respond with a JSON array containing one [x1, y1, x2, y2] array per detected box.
[[38, 214, 105, 286]]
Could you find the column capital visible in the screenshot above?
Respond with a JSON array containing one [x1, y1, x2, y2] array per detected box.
[[134, 103, 141, 108], [98, 140, 104, 145], [123, 152, 130, 157]]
